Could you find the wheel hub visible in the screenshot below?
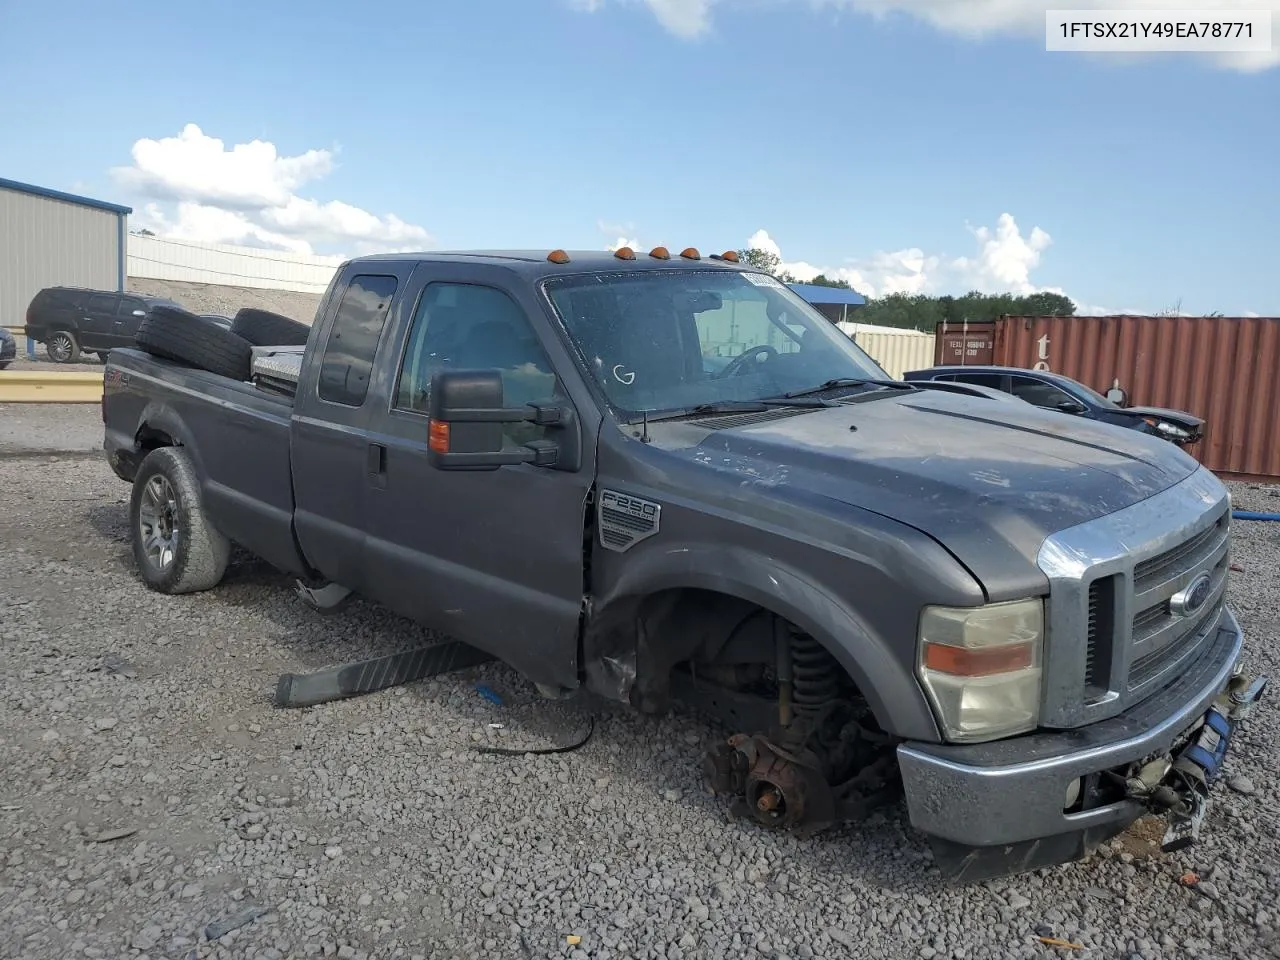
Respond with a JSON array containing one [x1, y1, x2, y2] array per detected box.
[[704, 734, 835, 831], [138, 475, 180, 571]]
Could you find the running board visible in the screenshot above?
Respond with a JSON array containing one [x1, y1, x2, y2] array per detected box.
[[274, 642, 496, 708]]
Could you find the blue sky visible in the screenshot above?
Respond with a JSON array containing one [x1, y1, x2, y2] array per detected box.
[[1, 0, 1276, 314]]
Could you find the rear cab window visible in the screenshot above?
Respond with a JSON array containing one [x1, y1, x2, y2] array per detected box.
[[317, 274, 400, 407]]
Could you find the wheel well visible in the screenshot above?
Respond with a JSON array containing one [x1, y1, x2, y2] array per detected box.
[[617, 587, 872, 724], [135, 425, 177, 452]]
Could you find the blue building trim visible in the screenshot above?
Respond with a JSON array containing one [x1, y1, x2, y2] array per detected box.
[[0, 176, 133, 216], [787, 281, 866, 307]]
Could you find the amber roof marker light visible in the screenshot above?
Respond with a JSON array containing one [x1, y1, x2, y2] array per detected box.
[[680, 247, 701, 260], [613, 246, 636, 260], [710, 250, 740, 263], [547, 249, 571, 264], [648, 246, 671, 260]]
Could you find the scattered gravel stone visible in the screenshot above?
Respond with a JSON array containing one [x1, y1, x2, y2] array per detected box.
[[2, 445, 1278, 960], [1229, 775, 1257, 795]]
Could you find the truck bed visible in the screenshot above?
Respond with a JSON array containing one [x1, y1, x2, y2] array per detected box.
[[103, 347, 310, 577]]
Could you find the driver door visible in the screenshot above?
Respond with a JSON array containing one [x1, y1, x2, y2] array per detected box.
[[360, 275, 596, 691]]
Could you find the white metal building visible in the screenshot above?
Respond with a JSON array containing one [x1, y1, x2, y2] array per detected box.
[[0, 177, 131, 336]]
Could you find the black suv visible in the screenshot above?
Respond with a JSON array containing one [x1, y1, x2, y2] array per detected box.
[[24, 287, 185, 364], [902, 364, 1205, 445]]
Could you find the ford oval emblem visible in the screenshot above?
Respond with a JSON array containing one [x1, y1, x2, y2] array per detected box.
[[1170, 572, 1214, 618]]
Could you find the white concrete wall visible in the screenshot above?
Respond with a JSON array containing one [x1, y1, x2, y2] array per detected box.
[[127, 234, 342, 295]]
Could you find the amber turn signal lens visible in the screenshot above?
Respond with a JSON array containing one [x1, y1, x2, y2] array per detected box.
[[923, 641, 1033, 677], [428, 419, 450, 453], [547, 249, 571, 264]]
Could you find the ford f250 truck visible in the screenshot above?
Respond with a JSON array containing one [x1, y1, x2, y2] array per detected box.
[[101, 247, 1267, 882]]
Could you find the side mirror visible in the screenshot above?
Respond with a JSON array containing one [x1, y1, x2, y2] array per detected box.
[[427, 370, 573, 472], [1057, 399, 1087, 415]]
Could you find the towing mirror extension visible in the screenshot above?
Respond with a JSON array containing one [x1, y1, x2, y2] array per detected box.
[[426, 369, 579, 472]]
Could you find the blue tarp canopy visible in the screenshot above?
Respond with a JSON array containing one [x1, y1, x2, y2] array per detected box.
[[787, 282, 866, 307]]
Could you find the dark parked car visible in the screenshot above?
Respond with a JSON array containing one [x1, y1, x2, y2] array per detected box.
[[903, 365, 1205, 445], [0, 326, 15, 369], [23, 287, 186, 364]]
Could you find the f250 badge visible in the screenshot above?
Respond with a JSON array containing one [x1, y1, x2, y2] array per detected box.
[[598, 490, 661, 553], [1169, 572, 1213, 618]]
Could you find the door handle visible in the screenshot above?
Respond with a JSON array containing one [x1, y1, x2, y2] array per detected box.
[[367, 442, 387, 485]]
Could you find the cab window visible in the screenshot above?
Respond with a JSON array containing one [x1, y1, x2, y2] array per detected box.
[[394, 283, 561, 447], [317, 274, 399, 407]]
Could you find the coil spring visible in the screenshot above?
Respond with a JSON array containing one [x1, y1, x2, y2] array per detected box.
[[790, 633, 839, 717]]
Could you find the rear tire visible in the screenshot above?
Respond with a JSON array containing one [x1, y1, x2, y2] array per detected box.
[[136, 305, 253, 381], [231, 308, 310, 347], [46, 331, 80, 363], [129, 446, 230, 594]]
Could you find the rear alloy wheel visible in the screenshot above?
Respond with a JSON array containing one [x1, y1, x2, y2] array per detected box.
[[47, 331, 80, 363], [130, 446, 230, 594]]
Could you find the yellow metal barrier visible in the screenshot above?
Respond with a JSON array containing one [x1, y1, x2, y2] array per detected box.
[[0, 371, 105, 403]]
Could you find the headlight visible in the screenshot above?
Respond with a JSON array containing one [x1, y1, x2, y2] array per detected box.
[[1148, 419, 1191, 441], [1157, 424, 1192, 442], [917, 598, 1044, 743]]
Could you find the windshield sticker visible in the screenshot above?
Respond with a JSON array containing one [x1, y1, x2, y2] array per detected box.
[[743, 272, 786, 289]]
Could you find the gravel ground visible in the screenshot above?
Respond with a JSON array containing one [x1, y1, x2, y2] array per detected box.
[[2, 411, 1279, 959], [0, 403, 105, 457], [4, 277, 320, 374]]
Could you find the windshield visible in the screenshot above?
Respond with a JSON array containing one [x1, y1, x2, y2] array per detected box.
[[1063, 377, 1120, 410], [543, 269, 890, 419]]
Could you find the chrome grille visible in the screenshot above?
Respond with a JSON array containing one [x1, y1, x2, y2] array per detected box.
[[1129, 598, 1224, 689], [1036, 467, 1232, 728]]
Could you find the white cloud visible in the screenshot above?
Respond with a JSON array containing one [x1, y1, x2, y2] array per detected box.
[[112, 124, 430, 256], [951, 214, 1053, 296], [746, 214, 1064, 299], [645, 0, 716, 38], [571, 0, 715, 37], [576, 0, 1280, 70]]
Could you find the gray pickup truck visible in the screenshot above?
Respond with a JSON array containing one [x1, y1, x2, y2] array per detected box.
[[102, 247, 1266, 882]]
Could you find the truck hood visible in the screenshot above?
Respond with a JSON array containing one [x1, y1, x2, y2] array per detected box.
[[668, 390, 1201, 596]]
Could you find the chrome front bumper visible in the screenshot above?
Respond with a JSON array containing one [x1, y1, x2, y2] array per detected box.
[[897, 604, 1245, 850]]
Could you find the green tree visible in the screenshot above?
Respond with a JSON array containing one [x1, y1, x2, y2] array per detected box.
[[737, 247, 795, 283], [806, 274, 852, 289], [853, 290, 1077, 332]]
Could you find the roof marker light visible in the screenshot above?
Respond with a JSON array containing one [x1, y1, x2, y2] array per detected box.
[[547, 249, 571, 264], [680, 247, 701, 260], [649, 246, 670, 260], [614, 246, 636, 260], [719, 250, 740, 263]]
